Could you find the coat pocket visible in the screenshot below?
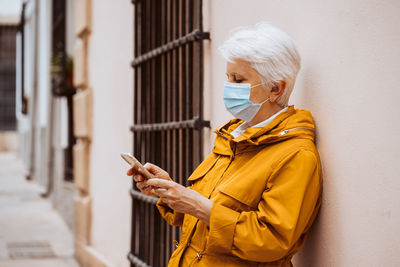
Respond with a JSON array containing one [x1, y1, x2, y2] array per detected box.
[[187, 154, 220, 184], [218, 183, 263, 211]]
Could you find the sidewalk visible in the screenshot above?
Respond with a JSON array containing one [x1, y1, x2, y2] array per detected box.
[[0, 152, 80, 267]]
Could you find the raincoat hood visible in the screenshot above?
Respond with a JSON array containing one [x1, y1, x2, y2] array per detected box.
[[213, 105, 315, 156]]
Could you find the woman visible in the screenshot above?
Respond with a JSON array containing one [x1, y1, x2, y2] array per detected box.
[[127, 22, 322, 267]]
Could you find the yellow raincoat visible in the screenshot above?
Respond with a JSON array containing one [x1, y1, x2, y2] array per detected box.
[[157, 105, 322, 266]]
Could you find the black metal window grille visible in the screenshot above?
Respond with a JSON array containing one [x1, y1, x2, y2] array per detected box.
[[17, 3, 28, 115], [51, 0, 76, 181], [129, 0, 210, 266], [0, 26, 18, 131]]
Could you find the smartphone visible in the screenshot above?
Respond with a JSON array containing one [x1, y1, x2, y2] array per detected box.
[[121, 152, 153, 180]]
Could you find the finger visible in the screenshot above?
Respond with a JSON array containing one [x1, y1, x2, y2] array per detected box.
[[149, 187, 164, 197], [137, 180, 156, 192], [127, 167, 138, 176], [143, 186, 155, 196], [143, 163, 160, 175], [138, 184, 156, 196], [143, 163, 167, 177], [136, 182, 145, 190], [126, 168, 133, 176], [160, 196, 170, 205], [146, 178, 174, 189], [157, 194, 173, 208], [133, 175, 144, 182], [153, 188, 170, 200], [154, 187, 168, 197], [143, 163, 172, 180], [149, 188, 157, 196], [137, 184, 151, 194], [156, 188, 168, 192]]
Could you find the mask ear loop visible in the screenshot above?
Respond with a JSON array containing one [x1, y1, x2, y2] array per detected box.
[[258, 97, 270, 105], [250, 83, 262, 89], [250, 83, 270, 105]]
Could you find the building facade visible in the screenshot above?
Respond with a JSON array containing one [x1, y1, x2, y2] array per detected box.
[[11, 0, 400, 267]]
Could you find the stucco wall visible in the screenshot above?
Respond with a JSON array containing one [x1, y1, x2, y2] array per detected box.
[[88, 0, 133, 266], [0, 0, 22, 24], [203, 0, 400, 266]]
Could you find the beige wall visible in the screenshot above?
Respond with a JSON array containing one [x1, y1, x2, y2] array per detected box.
[[0, 0, 22, 24], [88, 0, 133, 266], [85, 0, 400, 266], [203, 0, 400, 266]]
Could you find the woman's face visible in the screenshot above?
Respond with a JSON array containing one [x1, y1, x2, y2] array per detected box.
[[226, 59, 269, 104]]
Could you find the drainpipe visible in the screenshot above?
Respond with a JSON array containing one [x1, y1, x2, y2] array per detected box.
[[41, 0, 54, 198], [41, 96, 54, 198], [27, 0, 40, 181]]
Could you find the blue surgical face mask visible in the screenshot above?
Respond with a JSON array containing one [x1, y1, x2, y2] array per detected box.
[[223, 81, 270, 122]]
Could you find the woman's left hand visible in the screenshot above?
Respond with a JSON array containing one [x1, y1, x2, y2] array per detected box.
[[145, 178, 213, 225]]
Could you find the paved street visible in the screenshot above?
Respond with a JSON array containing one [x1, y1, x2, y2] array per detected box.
[[0, 152, 79, 267]]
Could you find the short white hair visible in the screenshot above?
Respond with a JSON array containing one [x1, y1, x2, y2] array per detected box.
[[219, 22, 301, 107]]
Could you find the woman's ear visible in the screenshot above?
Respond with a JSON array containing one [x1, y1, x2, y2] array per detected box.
[[270, 80, 286, 101]]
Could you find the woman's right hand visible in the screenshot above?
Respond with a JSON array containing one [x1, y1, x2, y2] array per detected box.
[[126, 163, 171, 196]]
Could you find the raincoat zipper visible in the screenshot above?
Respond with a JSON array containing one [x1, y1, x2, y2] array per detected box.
[[278, 127, 314, 136], [231, 142, 236, 161], [215, 131, 229, 140]]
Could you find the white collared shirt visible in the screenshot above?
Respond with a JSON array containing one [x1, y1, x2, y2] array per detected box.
[[230, 107, 289, 138]]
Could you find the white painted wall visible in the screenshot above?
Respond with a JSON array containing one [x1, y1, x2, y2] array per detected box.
[[65, 0, 74, 56], [15, 0, 35, 168], [0, 0, 22, 24], [35, 0, 51, 188], [37, 0, 51, 128], [203, 0, 400, 266], [88, 0, 133, 266]]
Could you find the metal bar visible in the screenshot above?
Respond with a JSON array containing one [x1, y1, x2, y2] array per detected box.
[[131, 29, 209, 67], [65, 93, 76, 181], [130, 189, 159, 205], [141, 0, 150, 262], [19, 3, 27, 114], [165, 0, 172, 259], [179, 0, 185, 188], [139, 194, 145, 259], [144, 202, 149, 263], [134, 198, 139, 257], [159, 1, 167, 265], [147, 0, 155, 263], [151, 0, 160, 264], [131, 1, 140, 264], [187, 0, 194, 184], [171, 0, 179, 250], [130, 117, 210, 132], [149, 203, 154, 266], [127, 252, 151, 267], [143, 0, 151, 162], [134, 0, 142, 263], [191, 0, 200, 167], [197, 0, 205, 162], [155, 209, 165, 266], [160, 0, 166, 174], [172, 0, 178, 179]]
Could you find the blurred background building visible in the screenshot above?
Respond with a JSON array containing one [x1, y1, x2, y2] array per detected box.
[[0, 0, 19, 152], [0, 0, 399, 267]]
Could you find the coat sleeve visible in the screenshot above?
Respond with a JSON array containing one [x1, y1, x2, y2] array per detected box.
[[156, 153, 219, 227], [156, 198, 185, 227], [206, 149, 322, 262], [156, 175, 185, 227]]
